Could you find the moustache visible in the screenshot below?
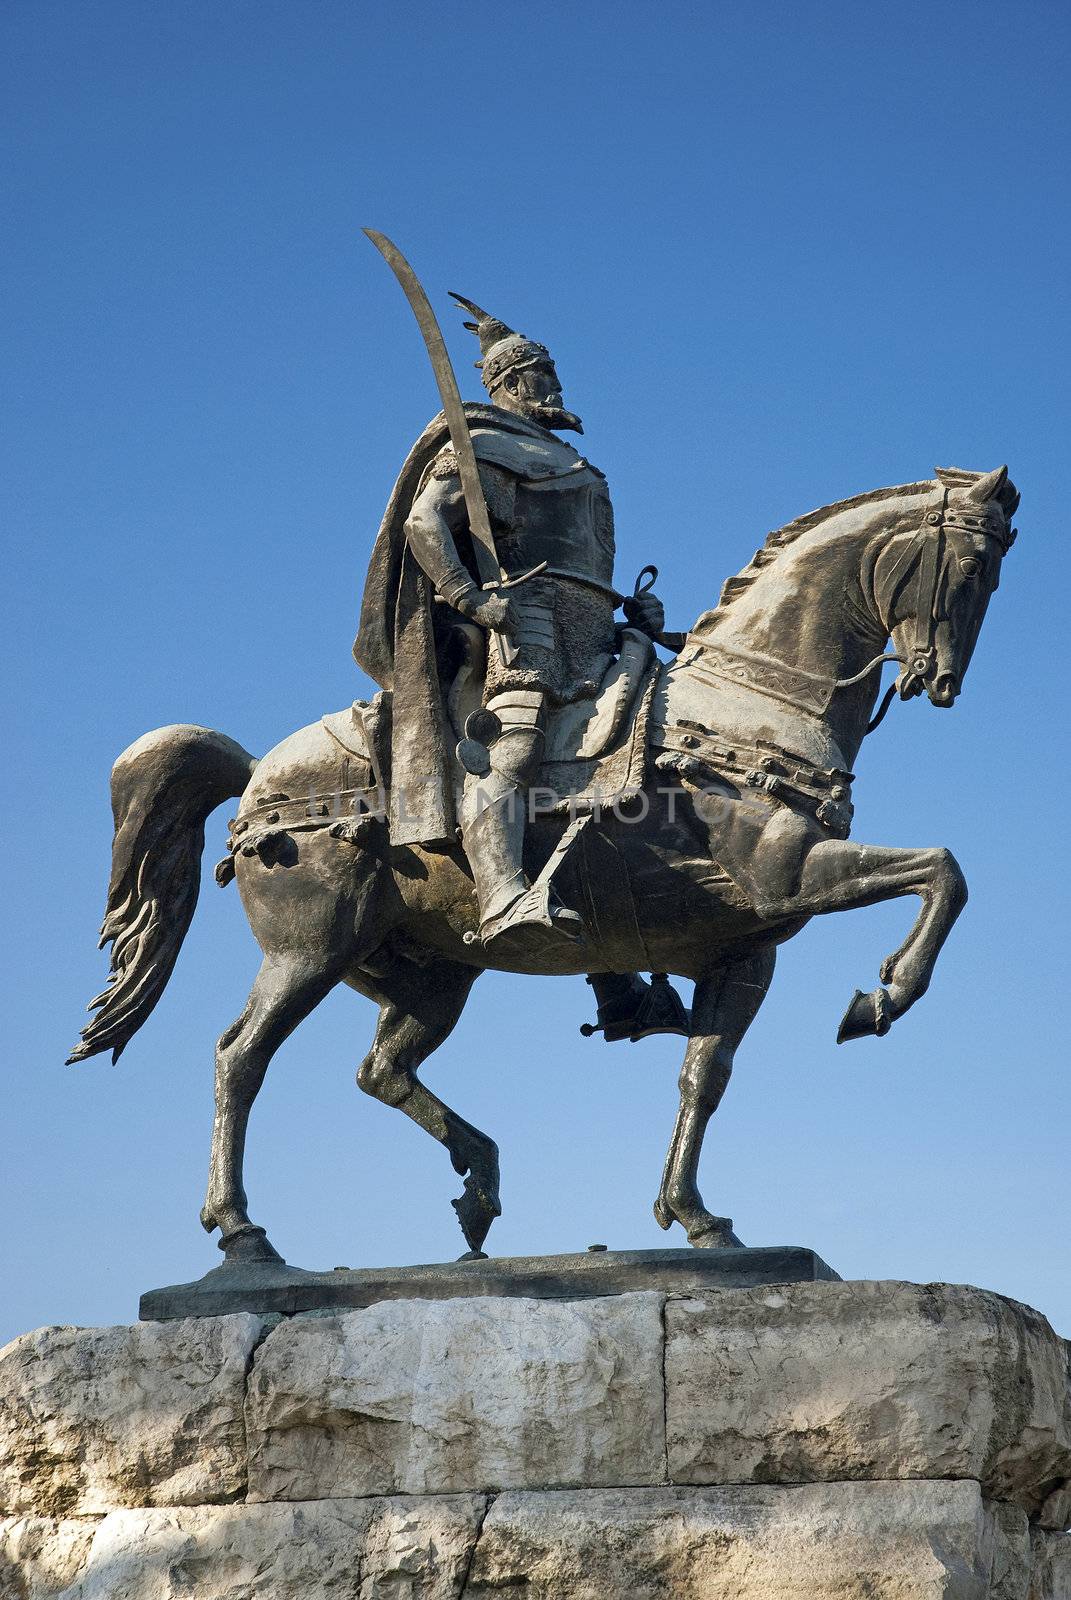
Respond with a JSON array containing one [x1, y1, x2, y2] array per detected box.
[[530, 401, 584, 434]]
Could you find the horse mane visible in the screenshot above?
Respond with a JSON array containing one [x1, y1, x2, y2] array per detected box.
[[717, 480, 933, 610]]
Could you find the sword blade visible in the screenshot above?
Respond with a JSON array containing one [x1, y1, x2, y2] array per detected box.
[[363, 230, 502, 593]]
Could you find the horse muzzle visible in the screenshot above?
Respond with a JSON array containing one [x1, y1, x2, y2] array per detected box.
[[928, 672, 960, 707]]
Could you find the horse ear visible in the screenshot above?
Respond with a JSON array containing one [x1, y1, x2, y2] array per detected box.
[[968, 464, 1008, 502]]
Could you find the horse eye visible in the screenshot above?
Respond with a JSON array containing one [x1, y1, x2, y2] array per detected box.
[[959, 557, 981, 578]]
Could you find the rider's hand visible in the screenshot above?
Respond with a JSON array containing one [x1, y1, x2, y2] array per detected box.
[[457, 588, 517, 635], [624, 591, 666, 640]]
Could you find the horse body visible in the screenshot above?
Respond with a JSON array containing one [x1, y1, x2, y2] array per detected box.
[[70, 467, 1018, 1262], [238, 711, 769, 975]]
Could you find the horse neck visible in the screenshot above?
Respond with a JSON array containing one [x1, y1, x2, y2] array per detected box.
[[690, 491, 931, 768]]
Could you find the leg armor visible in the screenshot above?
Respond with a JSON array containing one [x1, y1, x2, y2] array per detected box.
[[459, 688, 583, 953]]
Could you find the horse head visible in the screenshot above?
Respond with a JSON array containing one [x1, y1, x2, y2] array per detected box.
[[875, 464, 1019, 709]]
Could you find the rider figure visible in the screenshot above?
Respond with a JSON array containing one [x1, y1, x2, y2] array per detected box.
[[403, 295, 673, 952], [356, 293, 687, 1028]]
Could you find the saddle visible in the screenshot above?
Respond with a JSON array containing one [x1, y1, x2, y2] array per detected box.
[[322, 626, 659, 820]]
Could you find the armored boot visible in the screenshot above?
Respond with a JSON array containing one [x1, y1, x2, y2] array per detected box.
[[459, 690, 583, 957]]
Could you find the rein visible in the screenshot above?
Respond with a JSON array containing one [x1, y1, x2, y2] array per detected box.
[[682, 639, 907, 734]]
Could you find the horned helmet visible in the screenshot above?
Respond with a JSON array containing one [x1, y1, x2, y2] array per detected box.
[[449, 293, 582, 433]]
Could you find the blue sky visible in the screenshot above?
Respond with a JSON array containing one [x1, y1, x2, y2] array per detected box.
[[2, 0, 1068, 1347]]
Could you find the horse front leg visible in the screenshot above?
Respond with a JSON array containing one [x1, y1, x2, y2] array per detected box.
[[655, 946, 776, 1247], [786, 839, 968, 1040]]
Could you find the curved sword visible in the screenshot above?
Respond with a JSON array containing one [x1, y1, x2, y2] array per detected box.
[[363, 229, 526, 663]]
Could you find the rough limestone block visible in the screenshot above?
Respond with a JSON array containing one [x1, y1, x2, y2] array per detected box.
[[666, 1281, 1071, 1515], [0, 1317, 265, 1517], [1030, 1529, 1071, 1600], [53, 1496, 485, 1599], [246, 1293, 666, 1500], [358, 1494, 488, 1598], [1040, 1482, 1071, 1532], [465, 1481, 1028, 1600], [988, 1501, 1036, 1600], [0, 1515, 99, 1597]]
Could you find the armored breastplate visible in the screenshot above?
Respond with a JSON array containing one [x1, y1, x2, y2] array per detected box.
[[499, 463, 618, 597]]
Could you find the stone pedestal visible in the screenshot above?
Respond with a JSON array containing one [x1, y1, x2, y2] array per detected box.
[[2, 1280, 1069, 1597], [137, 1243, 839, 1321]]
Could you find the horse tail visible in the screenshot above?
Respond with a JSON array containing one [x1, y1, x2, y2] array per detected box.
[[67, 725, 258, 1065]]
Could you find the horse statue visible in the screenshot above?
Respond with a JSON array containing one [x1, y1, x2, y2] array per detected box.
[[69, 463, 1018, 1265]]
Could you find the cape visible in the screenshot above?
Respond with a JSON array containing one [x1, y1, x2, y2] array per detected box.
[[353, 404, 586, 847]]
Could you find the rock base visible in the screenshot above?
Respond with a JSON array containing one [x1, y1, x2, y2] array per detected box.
[[3, 1483, 1064, 1599], [2, 1278, 1069, 1597]]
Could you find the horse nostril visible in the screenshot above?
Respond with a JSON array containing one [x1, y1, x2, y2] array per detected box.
[[932, 673, 958, 705]]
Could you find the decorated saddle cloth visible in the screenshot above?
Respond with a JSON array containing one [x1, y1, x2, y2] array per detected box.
[[323, 629, 659, 825]]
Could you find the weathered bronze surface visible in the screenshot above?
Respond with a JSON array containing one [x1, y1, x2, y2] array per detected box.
[[69, 236, 1019, 1268]]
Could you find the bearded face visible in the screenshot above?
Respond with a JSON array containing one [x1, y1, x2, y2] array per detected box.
[[498, 359, 583, 434]]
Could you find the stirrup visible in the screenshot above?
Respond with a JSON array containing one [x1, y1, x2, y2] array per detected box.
[[581, 973, 691, 1043], [480, 884, 583, 958]]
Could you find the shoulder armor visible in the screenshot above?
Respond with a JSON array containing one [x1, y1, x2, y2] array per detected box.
[[420, 446, 516, 531], [428, 448, 460, 480], [468, 426, 586, 481]]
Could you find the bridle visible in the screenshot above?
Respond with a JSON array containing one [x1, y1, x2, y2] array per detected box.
[[876, 487, 950, 696], [857, 486, 953, 732], [873, 485, 1014, 724]]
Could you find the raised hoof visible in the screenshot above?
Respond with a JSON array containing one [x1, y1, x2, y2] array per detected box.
[[688, 1217, 744, 1249], [217, 1223, 285, 1265], [837, 986, 893, 1043]]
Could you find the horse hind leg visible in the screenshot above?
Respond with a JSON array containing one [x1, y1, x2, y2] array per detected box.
[[201, 951, 342, 1261], [355, 955, 498, 1257], [655, 946, 776, 1247]]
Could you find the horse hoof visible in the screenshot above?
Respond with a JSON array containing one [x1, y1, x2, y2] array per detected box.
[[451, 1181, 500, 1256], [218, 1224, 286, 1266], [837, 986, 893, 1043], [688, 1217, 744, 1249]]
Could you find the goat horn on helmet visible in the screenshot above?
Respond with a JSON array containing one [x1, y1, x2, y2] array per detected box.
[[448, 290, 552, 394], [448, 293, 518, 359]]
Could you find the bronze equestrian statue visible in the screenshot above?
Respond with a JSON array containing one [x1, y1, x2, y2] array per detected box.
[[69, 237, 1019, 1266]]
